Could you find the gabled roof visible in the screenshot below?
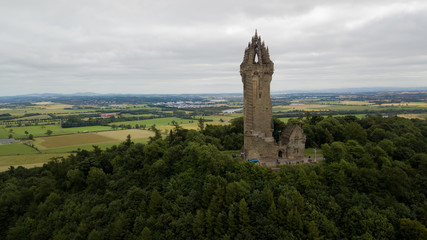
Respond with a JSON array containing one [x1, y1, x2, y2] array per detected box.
[[280, 123, 303, 145]]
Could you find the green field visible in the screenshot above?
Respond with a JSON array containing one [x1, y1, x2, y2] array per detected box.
[[111, 117, 195, 128], [305, 148, 323, 158], [201, 114, 242, 122], [272, 101, 427, 113], [0, 125, 113, 139], [0, 143, 39, 156], [0, 107, 98, 116], [40, 138, 150, 154]]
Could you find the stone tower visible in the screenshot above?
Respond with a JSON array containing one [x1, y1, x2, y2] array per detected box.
[[240, 31, 275, 160], [240, 31, 306, 162]]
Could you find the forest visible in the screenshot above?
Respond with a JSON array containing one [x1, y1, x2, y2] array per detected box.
[[0, 114, 426, 239]]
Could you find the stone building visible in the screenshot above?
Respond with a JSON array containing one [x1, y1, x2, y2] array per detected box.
[[240, 31, 306, 162]]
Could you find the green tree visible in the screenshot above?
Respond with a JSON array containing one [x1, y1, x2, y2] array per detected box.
[[322, 142, 347, 163], [88, 229, 103, 240], [344, 122, 367, 144], [399, 218, 427, 240], [148, 189, 163, 216], [148, 125, 162, 143], [46, 129, 53, 136], [198, 118, 205, 131], [141, 227, 152, 240], [238, 198, 250, 227], [193, 209, 205, 238], [86, 167, 107, 192], [273, 118, 286, 142]]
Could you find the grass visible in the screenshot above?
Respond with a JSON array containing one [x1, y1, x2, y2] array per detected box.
[[277, 114, 364, 123], [273, 104, 330, 112], [0, 107, 98, 116], [201, 114, 243, 122], [35, 133, 116, 149], [305, 148, 323, 158], [272, 101, 427, 114], [40, 138, 150, 154], [0, 125, 113, 139], [0, 143, 39, 156], [0, 153, 69, 172], [278, 118, 290, 123], [111, 117, 195, 127], [337, 101, 375, 105]]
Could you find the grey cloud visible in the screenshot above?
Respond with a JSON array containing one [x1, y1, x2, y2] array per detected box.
[[0, 0, 426, 95]]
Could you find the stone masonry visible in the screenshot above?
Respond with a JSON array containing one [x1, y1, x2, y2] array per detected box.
[[240, 31, 306, 162]]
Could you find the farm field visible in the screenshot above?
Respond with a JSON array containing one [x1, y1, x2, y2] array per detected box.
[[111, 116, 240, 132], [201, 114, 242, 122], [273, 104, 375, 112], [277, 114, 365, 123], [0, 143, 39, 156], [398, 113, 427, 120], [0, 107, 98, 116], [334, 100, 375, 105], [40, 138, 150, 154], [97, 129, 154, 140], [34, 129, 153, 150], [272, 101, 427, 113], [120, 113, 157, 118], [35, 133, 116, 149], [380, 102, 427, 107], [111, 117, 195, 127], [32, 102, 74, 109], [0, 125, 113, 139], [0, 153, 69, 172]]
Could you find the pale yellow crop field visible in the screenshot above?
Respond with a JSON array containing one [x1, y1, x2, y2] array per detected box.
[[44, 104, 74, 109], [381, 102, 427, 107], [97, 129, 154, 140], [32, 101, 54, 105], [338, 101, 374, 105], [0, 153, 69, 172], [32, 102, 74, 109], [398, 114, 427, 120]]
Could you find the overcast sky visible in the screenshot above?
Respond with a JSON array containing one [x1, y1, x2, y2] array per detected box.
[[0, 0, 426, 96]]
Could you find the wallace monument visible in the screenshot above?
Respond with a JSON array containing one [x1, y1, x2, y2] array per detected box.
[[240, 31, 306, 162]]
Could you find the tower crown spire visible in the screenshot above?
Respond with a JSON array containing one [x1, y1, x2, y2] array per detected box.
[[241, 31, 273, 66]]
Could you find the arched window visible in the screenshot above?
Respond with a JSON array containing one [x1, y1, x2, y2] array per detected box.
[[254, 51, 259, 63], [278, 151, 283, 158]]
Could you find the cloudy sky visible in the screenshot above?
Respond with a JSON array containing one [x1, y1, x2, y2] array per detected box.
[[1, 0, 426, 96]]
